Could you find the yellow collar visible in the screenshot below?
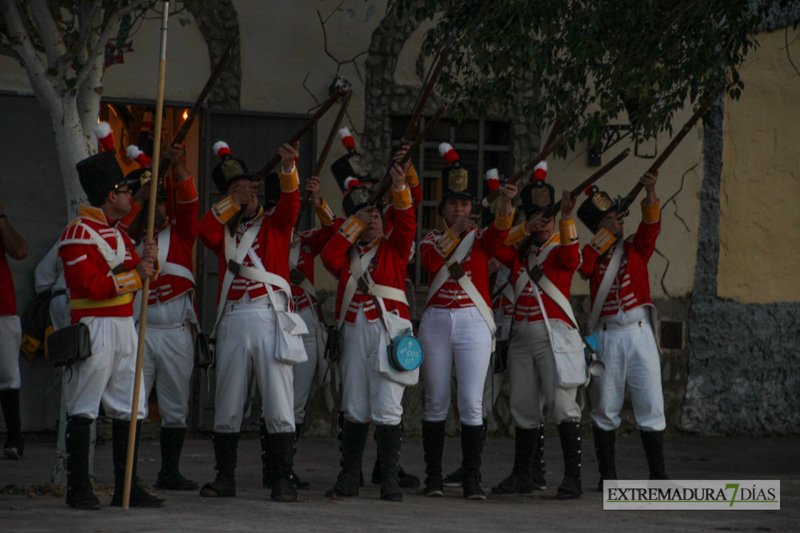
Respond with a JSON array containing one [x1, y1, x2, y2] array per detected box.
[[78, 205, 114, 226]]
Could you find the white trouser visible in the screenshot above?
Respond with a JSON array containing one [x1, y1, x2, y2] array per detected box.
[[214, 295, 295, 434], [292, 305, 318, 426], [589, 307, 665, 431], [419, 306, 492, 426], [340, 310, 405, 425], [0, 315, 21, 390], [64, 316, 147, 420], [141, 296, 195, 428], [508, 319, 581, 428]]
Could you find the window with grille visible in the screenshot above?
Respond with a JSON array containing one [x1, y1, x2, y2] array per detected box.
[[390, 116, 513, 287]]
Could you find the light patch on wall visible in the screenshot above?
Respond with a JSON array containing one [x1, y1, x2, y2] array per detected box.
[[718, 29, 800, 304]]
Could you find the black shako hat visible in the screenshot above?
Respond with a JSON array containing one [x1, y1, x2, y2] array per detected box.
[[438, 142, 478, 203], [577, 185, 619, 233], [520, 161, 554, 218], [76, 151, 127, 206], [211, 140, 251, 194]]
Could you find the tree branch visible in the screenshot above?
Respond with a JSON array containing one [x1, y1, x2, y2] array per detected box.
[[0, 0, 58, 110], [29, 0, 66, 68], [77, 0, 102, 53], [74, 0, 148, 87]]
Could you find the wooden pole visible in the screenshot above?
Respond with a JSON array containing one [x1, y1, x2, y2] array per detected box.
[[123, 0, 170, 510]]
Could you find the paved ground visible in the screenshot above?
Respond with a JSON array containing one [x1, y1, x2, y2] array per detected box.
[[0, 431, 797, 532]]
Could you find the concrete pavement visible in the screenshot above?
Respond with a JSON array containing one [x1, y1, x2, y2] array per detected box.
[[1, 430, 797, 532]]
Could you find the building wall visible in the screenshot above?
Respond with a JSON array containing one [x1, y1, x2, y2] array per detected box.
[[718, 29, 800, 303], [682, 24, 800, 436]]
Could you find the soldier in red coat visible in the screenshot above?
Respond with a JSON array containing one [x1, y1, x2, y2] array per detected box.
[[491, 172, 584, 499], [320, 160, 416, 502], [417, 145, 516, 500], [577, 172, 668, 489], [198, 140, 302, 502], [0, 201, 28, 460], [122, 143, 200, 491], [58, 151, 162, 509]]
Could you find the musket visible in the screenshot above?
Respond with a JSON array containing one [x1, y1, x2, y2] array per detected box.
[[294, 90, 352, 231], [401, 47, 449, 143], [542, 148, 631, 220], [478, 126, 574, 211], [253, 87, 348, 183], [157, 41, 234, 179], [617, 89, 719, 214], [368, 105, 447, 206]]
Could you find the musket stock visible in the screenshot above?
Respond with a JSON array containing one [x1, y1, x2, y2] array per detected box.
[[368, 105, 447, 206], [618, 89, 719, 214], [158, 42, 235, 179], [253, 87, 348, 183], [402, 47, 449, 142], [295, 90, 353, 231], [479, 127, 574, 211]]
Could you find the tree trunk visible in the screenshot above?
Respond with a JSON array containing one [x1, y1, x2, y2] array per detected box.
[[52, 95, 92, 219], [183, 0, 241, 111]]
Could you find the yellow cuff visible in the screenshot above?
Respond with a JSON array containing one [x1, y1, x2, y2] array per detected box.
[[641, 199, 660, 224], [114, 269, 143, 295], [313, 197, 336, 226], [493, 208, 515, 231], [339, 216, 365, 244], [391, 185, 412, 210], [405, 165, 419, 187], [212, 196, 241, 223], [559, 219, 578, 244], [505, 223, 529, 246], [590, 228, 617, 255], [278, 166, 299, 192], [437, 227, 460, 256]]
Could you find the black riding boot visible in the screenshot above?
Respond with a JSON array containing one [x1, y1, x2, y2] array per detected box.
[[375, 424, 403, 502], [592, 425, 617, 491], [200, 432, 238, 497], [492, 426, 537, 494], [65, 416, 99, 510], [556, 422, 582, 500], [155, 427, 198, 490], [640, 430, 669, 480], [461, 424, 486, 500], [326, 420, 370, 498], [266, 432, 298, 502], [110, 419, 165, 507], [1, 389, 24, 459], [422, 420, 446, 496]]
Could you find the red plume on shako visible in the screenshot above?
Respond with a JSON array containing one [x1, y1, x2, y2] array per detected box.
[[126, 145, 152, 168], [92, 122, 114, 153], [343, 176, 362, 191], [532, 161, 548, 182], [485, 168, 500, 192], [439, 142, 460, 165], [213, 140, 232, 159], [339, 127, 356, 152]]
